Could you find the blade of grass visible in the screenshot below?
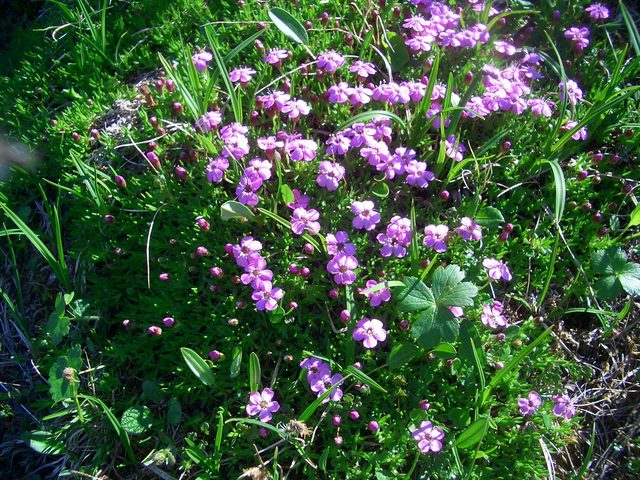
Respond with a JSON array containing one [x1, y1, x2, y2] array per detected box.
[[620, 1, 640, 56]]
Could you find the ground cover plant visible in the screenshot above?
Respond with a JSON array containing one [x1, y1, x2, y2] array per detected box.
[[1, 0, 640, 478]]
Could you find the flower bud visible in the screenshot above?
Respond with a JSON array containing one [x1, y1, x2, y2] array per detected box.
[[228, 318, 239, 326], [210, 266, 223, 278], [301, 267, 311, 278], [209, 350, 223, 360], [196, 217, 210, 231], [159, 273, 170, 282], [368, 421, 379, 432], [340, 309, 351, 323], [289, 301, 298, 310], [289, 264, 300, 275], [349, 410, 360, 421], [148, 326, 162, 336], [104, 214, 116, 224], [303, 243, 314, 254], [163, 317, 176, 328], [196, 246, 209, 257], [332, 415, 342, 426], [419, 399, 430, 410], [329, 289, 339, 299], [122, 319, 132, 329], [114, 175, 127, 189]]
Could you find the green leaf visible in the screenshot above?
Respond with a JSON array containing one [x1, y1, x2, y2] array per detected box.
[[386, 342, 422, 369], [221, 200, 255, 221], [384, 32, 409, 71], [166, 398, 182, 426], [432, 265, 477, 307], [455, 417, 489, 449], [142, 380, 165, 402], [431, 342, 457, 359], [475, 207, 504, 229], [617, 262, 640, 295], [48, 347, 82, 402], [121, 405, 153, 434], [46, 312, 70, 345], [298, 374, 349, 422], [180, 348, 216, 386], [280, 184, 295, 205], [595, 275, 623, 300], [268, 306, 286, 324], [591, 247, 627, 275], [621, 1, 640, 57], [337, 110, 406, 132], [21, 430, 64, 455], [397, 277, 435, 313], [344, 365, 387, 393], [268, 7, 309, 45], [249, 352, 261, 392], [230, 347, 242, 379], [411, 305, 459, 349], [371, 181, 390, 198], [627, 204, 640, 228], [546, 160, 566, 223]]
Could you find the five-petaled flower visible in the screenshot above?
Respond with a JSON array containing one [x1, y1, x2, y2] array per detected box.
[[246, 388, 280, 422], [518, 390, 542, 416], [352, 318, 387, 348], [411, 421, 445, 454]]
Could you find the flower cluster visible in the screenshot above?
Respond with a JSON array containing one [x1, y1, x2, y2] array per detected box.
[[326, 231, 358, 285], [300, 357, 344, 404], [231, 236, 284, 311], [377, 216, 411, 258], [483, 258, 512, 282], [517, 391, 576, 420]]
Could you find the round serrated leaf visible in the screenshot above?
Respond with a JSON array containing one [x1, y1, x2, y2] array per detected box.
[[121, 405, 153, 434]]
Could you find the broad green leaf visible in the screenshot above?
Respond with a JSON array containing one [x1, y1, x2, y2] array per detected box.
[[121, 405, 153, 434], [249, 352, 261, 392], [455, 417, 489, 449], [268, 7, 309, 45], [397, 277, 435, 312], [475, 207, 504, 229], [21, 431, 64, 455], [546, 160, 566, 223], [221, 200, 255, 221], [180, 347, 216, 386], [48, 346, 82, 402], [591, 247, 627, 275], [371, 181, 390, 198], [166, 398, 182, 426], [46, 312, 70, 345], [230, 347, 242, 379], [411, 305, 459, 349], [627, 204, 640, 228], [142, 380, 165, 402], [384, 32, 409, 71], [618, 262, 640, 295], [431, 265, 465, 298], [431, 342, 457, 359], [595, 275, 622, 300], [432, 265, 477, 307], [386, 342, 422, 369], [280, 184, 295, 205]]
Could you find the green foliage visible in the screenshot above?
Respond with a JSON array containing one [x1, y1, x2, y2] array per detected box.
[[121, 405, 153, 434], [180, 348, 216, 386], [591, 247, 640, 299]]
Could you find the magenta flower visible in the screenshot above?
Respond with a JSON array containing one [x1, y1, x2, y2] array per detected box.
[[281, 98, 311, 120], [192, 51, 212, 71], [300, 357, 331, 384], [326, 253, 358, 285], [456, 217, 482, 241], [317, 161, 345, 191], [552, 394, 576, 420], [445, 135, 466, 162], [325, 133, 351, 156], [195, 111, 222, 132], [564, 26, 590, 53], [246, 158, 272, 181], [361, 280, 391, 307], [241, 255, 273, 288], [286, 189, 310, 210], [310, 372, 344, 403], [352, 317, 387, 348], [257, 91, 290, 113], [206, 156, 229, 183], [348, 85, 373, 106], [411, 421, 445, 454], [349, 60, 376, 79], [563, 120, 588, 141], [286, 139, 318, 162], [257, 136, 284, 160], [232, 236, 262, 267], [246, 387, 280, 422], [251, 281, 284, 311], [351, 200, 381, 231], [236, 173, 261, 206], [360, 141, 390, 168], [229, 67, 256, 86], [405, 160, 435, 188], [585, 3, 609, 20], [326, 231, 356, 256], [263, 49, 290, 68], [480, 301, 508, 330], [494, 40, 516, 56], [518, 391, 542, 416], [449, 306, 464, 318], [559, 80, 583, 106], [317, 50, 346, 73], [483, 258, 512, 282], [377, 232, 407, 258], [291, 208, 321, 235], [528, 98, 554, 117], [326, 82, 351, 104], [423, 224, 449, 253]]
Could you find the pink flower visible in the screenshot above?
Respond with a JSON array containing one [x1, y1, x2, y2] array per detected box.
[[235, 173, 261, 206], [246, 158, 272, 181], [528, 98, 554, 117], [349, 60, 376, 79], [246, 387, 280, 422], [559, 80, 583, 106], [281, 98, 310, 120], [564, 26, 590, 53], [552, 394, 576, 420], [251, 281, 284, 311], [241, 254, 273, 289], [291, 208, 321, 235], [310, 372, 344, 403], [411, 421, 445, 454], [317, 161, 346, 191], [456, 217, 482, 241], [585, 3, 609, 20], [325, 133, 351, 156], [423, 224, 449, 253], [317, 50, 346, 73], [352, 318, 387, 348], [518, 390, 542, 416], [405, 160, 435, 188], [445, 135, 466, 162], [206, 156, 229, 183], [361, 280, 391, 307], [192, 51, 212, 71], [483, 258, 512, 282], [196, 111, 222, 132], [229, 67, 256, 86], [449, 306, 464, 318], [300, 357, 331, 384], [327, 82, 351, 104], [481, 301, 508, 329], [351, 200, 381, 231], [494, 40, 516, 56], [263, 49, 290, 68], [286, 189, 310, 210], [348, 85, 373, 106], [326, 231, 356, 256], [232, 236, 262, 267], [563, 120, 588, 141], [327, 253, 358, 285], [286, 139, 318, 162]]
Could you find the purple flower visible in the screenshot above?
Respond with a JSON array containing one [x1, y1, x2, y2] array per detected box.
[[325, 133, 351, 156], [564, 26, 590, 53], [263, 49, 290, 68], [518, 390, 542, 416], [455, 217, 482, 241], [481, 301, 508, 329], [229, 67, 256, 86], [423, 224, 449, 253], [361, 280, 391, 307], [326, 231, 356, 256], [281, 98, 311, 120], [351, 200, 381, 231], [310, 372, 344, 403], [445, 135, 466, 162], [326, 82, 351, 104], [241, 254, 273, 289], [195, 111, 222, 132], [528, 98, 554, 117], [483, 258, 512, 282], [326, 253, 358, 285], [257, 136, 284, 159], [291, 208, 321, 235], [192, 51, 212, 71], [206, 156, 229, 183], [251, 281, 284, 311], [286, 139, 318, 162], [246, 158, 273, 181], [360, 141, 390, 168], [352, 318, 387, 348], [317, 161, 346, 191], [317, 50, 346, 73], [585, 3, 609, 20], [377, 232, 407, 258], [232, 236, 262, 267], [552, 394, 576, 420], [563, 120, 588, 141], [349, 60, 376, 79], [348, 85, 373, 106], [236, 173, 261, 206], [246, 387, 280, 422], [405, 160, 435, 188], [411, 421, 445, 454], [286, 189, 310, 210], [494, 40, 517, 56], [300, 357, 331, 384], [559, 79, 583, 106]]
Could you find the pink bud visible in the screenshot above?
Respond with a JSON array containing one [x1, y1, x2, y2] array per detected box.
[[289, 301, 298, 310], [175, 166, 187, 178], [332, 415, 342, 426], [159, 273, 170, 282], [349, 410, 360, 421], [196, 217, 210, 231], [353, 362, 362, 370], [288, 264, 300, 275], [104, 214, 115, 224], [300, 267, 310, 278], [419, 400, 430, 411], [196, 246, 208, 257], [368, 421, 379, 432], [209, 350, 223, 360], [148, 326, 162, 336], [163, 317, 176, 328], [209, 266, 223, 278], [166, 79, 176, 92], [224, 243, 233, 254], [328, 289, 339, 299], [303, 243, 314, 254], [334, 436, 343, 445], [122, 319, 132, 329], [339, 310, 350, 323], [114, 175, 127, 189]]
